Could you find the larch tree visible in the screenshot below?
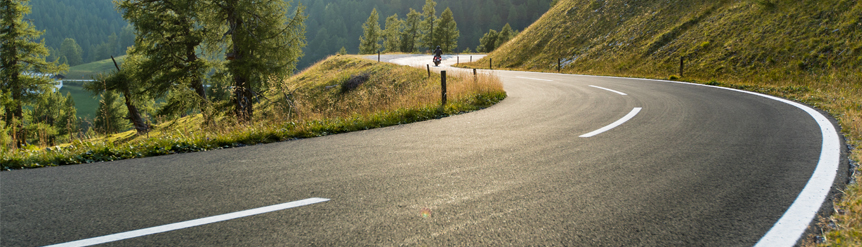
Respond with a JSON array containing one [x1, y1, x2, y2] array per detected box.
[[116, 0, 209, 126], [399, 8, 421, 53], [419, 0, 437, 51], [435, 7, 458, 53], [203, 0, 307, 122], [358, 8, 381, 54], [477, 29, 499, 52], [382, 14, 402, 53], [83, 54, 150, 134], [59, 38, 83, 66], [1, 0, 67, 147], [495, 23, 515, 49]]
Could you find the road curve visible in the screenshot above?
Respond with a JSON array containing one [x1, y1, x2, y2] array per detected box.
[[1, 55, 847, 246]]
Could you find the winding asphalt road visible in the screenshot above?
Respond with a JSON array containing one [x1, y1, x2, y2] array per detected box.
[[1, 55, 847, 246]]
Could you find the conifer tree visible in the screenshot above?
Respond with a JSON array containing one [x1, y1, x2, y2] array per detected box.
[[203, 0, 307, 122], [419, 0, 437, 51], [1, 0, 67, 147], [59, 38, 83, 66], [495, 23, 515, 48], [382, 14, 403, 53], [435, 8, 459, 53], [399, 8, 421, 53], [358, 8, 382, 54], [93, 89, 130, 134], [477, 29, 499, 52], [117, 0, 209, 125]]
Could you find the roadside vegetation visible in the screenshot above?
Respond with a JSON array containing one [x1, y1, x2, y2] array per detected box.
[[459, 0, 861, 245], [1, 55, 505, 169]]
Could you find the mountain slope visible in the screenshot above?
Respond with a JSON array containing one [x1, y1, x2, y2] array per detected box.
[[488, 0, 861, 80]]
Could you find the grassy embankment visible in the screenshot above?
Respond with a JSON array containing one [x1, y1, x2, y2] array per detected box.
[[459, 0, 861, 245], [1, 55, 505, 169]]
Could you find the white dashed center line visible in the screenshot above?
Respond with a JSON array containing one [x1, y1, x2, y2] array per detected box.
[[46, 198, 330, 247], [580, 108, 642, 138], [589, 85, 628, 95]]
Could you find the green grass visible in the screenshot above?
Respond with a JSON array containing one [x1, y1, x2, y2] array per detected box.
[[458, 0, 862, 245], [65, 56, 125, 80], [58, 82, 100, 120]]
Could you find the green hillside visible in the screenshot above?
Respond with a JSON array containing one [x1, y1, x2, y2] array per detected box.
[[64, 56, 125, 80], [474, 0, 861, 245]]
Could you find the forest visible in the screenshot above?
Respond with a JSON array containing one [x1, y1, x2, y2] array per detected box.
[[28, 0, 553, 69]]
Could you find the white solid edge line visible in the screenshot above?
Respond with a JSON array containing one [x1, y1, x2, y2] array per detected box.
[[515, 76, 554, 82], [45, 197, 331, 247], [588, 85, 628, 95], [569, 74, 840, 246], [580, 107, 642, 138]]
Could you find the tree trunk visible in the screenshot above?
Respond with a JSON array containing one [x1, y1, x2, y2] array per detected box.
[[111, 56, 148, 134], [226, 1, 253, 122], [122, 88, 149, 135], [6, 20, 26, 148]]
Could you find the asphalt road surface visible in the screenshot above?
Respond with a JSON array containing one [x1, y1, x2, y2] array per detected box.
[[1, 55, 847, 246]]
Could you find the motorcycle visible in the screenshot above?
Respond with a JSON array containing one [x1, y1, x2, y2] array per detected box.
[[433, 55, 442, 66]]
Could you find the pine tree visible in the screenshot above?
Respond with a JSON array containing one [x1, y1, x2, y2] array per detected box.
[[59, 38, 83, 66], [435, 8, 459, 53], [419, 0, 437, 51], [31, 88, 77, 144], [1, 0, 67, 147], [84, 54, 150, 135], [495, 23, 515, 49], [383, 14, 403, 53], [358, 8, 382, 54], [339, 46, 347, 55], [117, 0, 209, 126], [93, 89, 130, 135], [399, 8, 421, 53], [477, 29, 498, 52], [203, 0, 307, 122]]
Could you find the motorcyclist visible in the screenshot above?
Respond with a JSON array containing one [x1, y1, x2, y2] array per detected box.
[[433, 46, 443, 58]]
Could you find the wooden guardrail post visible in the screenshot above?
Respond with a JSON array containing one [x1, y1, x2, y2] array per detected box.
[[680, 56, 684, 77], [490, 58, 493, 70], [441, 70, 447, 106], [427, 64, 431, 78]]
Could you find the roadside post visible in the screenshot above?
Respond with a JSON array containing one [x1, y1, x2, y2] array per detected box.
[[680, 56, 685, 77], [441, 70, 447, 106]]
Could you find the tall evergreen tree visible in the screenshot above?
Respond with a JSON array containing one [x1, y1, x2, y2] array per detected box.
[[31, 88, 77, 144], [117, 0, 209, 126], [382, 14, 402, 53], [84, 55, 150, 134], [1, 0, 67, 147], [495, 23, 515, 49], [419, 0, 437, 51], [477, 29, 498, 52], [203, 0, 307, 122], [435, 7, 458, 53], [399, 8, 421, 53], [358, 8, 381, 54], [93, 89, 130, 135], [59, 38, 83, 66]]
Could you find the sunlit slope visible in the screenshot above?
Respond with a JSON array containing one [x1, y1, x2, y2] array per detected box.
[[485, 0, 861, 80]]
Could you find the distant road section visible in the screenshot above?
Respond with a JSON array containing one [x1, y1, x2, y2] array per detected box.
[[0, 54, 845, 246]]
